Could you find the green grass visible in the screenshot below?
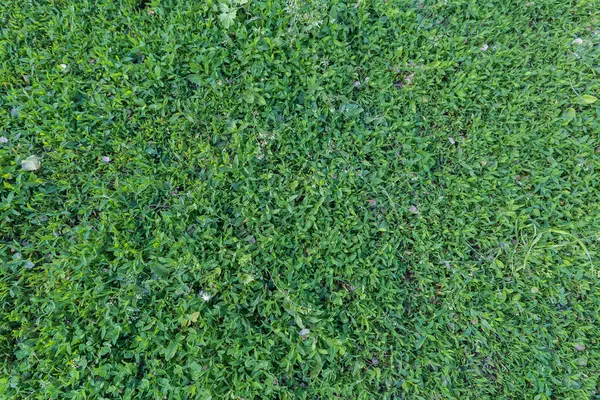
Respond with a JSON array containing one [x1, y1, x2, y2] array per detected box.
[[1, 0, 599, 398]]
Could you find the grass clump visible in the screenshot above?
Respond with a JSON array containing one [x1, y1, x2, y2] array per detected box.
[[1, 0, 599, 398]]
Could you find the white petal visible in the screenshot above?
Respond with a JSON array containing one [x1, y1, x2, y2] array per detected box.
[[22, 155, 41, 171]]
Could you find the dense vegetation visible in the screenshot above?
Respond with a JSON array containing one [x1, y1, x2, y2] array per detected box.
[[1, 0, 599, 398]]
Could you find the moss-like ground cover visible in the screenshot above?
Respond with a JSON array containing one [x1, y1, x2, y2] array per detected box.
[[1, 0, 599, 398]]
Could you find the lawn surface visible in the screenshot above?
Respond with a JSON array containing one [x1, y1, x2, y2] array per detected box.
[[1, 0, 600, 398]]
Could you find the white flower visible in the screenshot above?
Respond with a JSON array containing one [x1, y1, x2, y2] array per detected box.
[[480, 44, 489, 51], [575, 343, 586, 351], [572, 38, 583, 45], [60, 63, 68, 70], [199, 290, 212, 302], [101, 156, 111, 163], [299, 328, 310, 338], [0, 137, 8, 143], [22, 155, 41, 171]]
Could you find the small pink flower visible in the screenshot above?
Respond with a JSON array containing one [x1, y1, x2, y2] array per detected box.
[[409, 205, 418, 214]]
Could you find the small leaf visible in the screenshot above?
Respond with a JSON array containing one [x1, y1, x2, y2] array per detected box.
[[562, 108, 576, 122], [310, 354, 323, 378], [189, 62, 201, 73], [340, 103, 363, 117], [242, 92, 254, 104], [240, 273, 254, 284], [21, 155, 41, 171], [579, 94, 597, 104], [219, 10, 236, 29], [187, 74, 203, 86], [165, 341, 179, 360], [189, 312, 200, 323]]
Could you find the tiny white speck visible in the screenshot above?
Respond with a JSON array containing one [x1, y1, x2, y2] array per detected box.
[[480, 44, 489, 51], [449, 137, 456, 145], [0, 137, 8, 143], [101, 156, 111, 163], [60, 64, 68, 70], [199, 290, 212, 302], [572, 38, 583, 45]]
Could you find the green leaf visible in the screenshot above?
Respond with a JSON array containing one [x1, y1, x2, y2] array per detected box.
[[242, 92, 254, 104], [165, 341, 179, 361], [562, 107, 576, 122], [188, 312, 200, 323], [579, 94, 597, 104], [310, 354, 323, 378], [340, 103, 363, 117], [187, 74, 203, 86], [240, 273, 254, 284], [218, 10, 236, 29], [99, 346, 111, 356]]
